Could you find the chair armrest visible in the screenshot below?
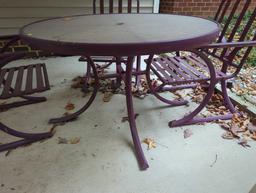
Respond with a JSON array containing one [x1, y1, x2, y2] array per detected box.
[[200, 41, 256, 49]]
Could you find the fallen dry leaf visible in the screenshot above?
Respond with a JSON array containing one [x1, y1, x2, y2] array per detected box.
[[143, 138, 157, 150], [248, 123, 256, 132], [63, 112, 71, 116], [69, 137, 80, 144], [184, 129, 193, 139], [65, 102, 75, 111], [238, 137, 251, 148], [58, 137, 68, 144], [103, 91, 113, 102], [58, 137, 80, 144], [221, 131, 234, 139], [230, 124, 243, 138]]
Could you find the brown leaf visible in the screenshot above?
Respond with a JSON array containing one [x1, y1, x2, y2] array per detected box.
[[69, 137, 80, 144], [243, 130, 251, 137], [143, 138, 156, 150], [71, 76, 85, 89], [174, 90, 189, 98], [220, 123, 231, 130], [251, 132, 256, 140], [184, 129, 193, 139], [65, 102, 75, 111], [248, 123, 256, 132], [221, 131, 234, 140], [238, 138, 251, 148], [230, 124, 243, 138], [103, 91, 113, 102], [58, 137, 68, 144]]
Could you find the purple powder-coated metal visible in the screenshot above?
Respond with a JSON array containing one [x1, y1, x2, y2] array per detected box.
[[19, 13, 219, 170], [147, 0, 256, 127], [79, 0, 141, 91], [0, 36, 53, 152]]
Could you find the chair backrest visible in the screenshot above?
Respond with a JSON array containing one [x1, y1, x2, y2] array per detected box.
[[0, 35, 20, 54], [210, 0, 256, 69], [0, 36, 24, 69], [93, 0, 140, 14]]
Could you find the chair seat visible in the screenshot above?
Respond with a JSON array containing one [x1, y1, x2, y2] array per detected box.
[[0, 63, 50, 99], [150, 55, 228, 85]]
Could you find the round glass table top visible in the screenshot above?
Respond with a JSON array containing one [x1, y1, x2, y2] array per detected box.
[[20, 14, 220, 55]]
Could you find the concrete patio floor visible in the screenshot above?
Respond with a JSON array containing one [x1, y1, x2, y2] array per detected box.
[[0, 56, 256, 193]]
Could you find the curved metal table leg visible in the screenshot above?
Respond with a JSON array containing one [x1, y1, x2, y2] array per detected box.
[[49, 56, 99, 124], [125, 56, 149, 170], [145, 55, 188, 106], [81, 60, 91, 93], [169, 50, 218, 127]]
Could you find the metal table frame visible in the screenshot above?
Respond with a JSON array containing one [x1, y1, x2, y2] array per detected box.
[[20, 13, 219, 170]]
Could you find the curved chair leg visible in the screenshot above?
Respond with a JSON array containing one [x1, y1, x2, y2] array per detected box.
[[221, 79, 237, 113], [125, 56, 149, 170], [168, 50, 218, 127], [115, 57, 122, 88], [98, 60, 113, 69], [145, 55, 188, 106], [134, 55, 141, 87], [169, 79, 239, 127], [81, 61, 92, 93], [168, 83, 216, 127], [0, 96, 47, 111], [0, 122, 54, 152], [49, 56, 99, 124]]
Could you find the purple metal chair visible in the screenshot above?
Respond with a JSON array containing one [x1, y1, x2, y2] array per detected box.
[[146, 0, 256, 127], [0, 35, 53, 152], [79, 0, 141, 89]]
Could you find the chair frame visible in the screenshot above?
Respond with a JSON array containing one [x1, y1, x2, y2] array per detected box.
[[146, 0, 256, 127], [0, 35, 53, 152]]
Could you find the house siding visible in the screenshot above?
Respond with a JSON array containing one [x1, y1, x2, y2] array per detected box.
[[0, 0, 155, 35]]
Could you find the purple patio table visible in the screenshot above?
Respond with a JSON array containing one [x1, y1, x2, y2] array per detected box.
[[20, 13, 219, 170]]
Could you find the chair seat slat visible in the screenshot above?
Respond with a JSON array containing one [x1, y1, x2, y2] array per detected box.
[[0, 68, 7, 87], [36, 63, 44, 90], [13, 66, 25, 96], [0, 63, 50, 99], [152, 58, 173, 82], [158, 58, 182, 82], [162, 57, 191, 80], [186, 55, 208, 71], [42, 63, 50, 89], [151, 55, 231, 86], [25, 65, 33, 92], [174, 57, 207, 79], [168, 57, 199, 79], [1, 68, 15, 98]]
